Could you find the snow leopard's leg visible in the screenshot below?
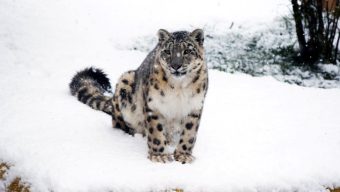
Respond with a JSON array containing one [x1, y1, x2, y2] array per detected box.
[[174, 109, 202, 164], [111, 96, 134, 135], [145, 109, 173, 163], [112, 71, 136, 136]]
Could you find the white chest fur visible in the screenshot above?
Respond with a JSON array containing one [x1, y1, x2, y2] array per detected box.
[[149, 83, 204, 149], [148, 78, 204, 120]]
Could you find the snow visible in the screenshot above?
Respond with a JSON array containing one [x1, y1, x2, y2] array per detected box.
[[318, 64, 340, 75], [1, 0, 340, 191]]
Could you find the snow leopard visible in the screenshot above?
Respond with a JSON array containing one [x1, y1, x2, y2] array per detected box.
[[69, 29, 208, 164]]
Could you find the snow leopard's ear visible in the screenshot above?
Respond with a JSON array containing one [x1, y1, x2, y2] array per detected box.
[[190, 29, 204, 46], [157, 29, 171, 42]]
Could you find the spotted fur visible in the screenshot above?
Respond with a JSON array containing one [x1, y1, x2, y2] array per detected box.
[[69, 29, 208, 164], [69, 67, 113, 115]]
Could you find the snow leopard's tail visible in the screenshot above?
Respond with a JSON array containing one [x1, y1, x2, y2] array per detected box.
[[69, 67, 113, 115]]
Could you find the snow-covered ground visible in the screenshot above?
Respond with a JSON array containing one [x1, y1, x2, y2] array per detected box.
[[1, 0, 340, 191]]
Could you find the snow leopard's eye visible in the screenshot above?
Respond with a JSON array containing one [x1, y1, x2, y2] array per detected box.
[[163, 50, 171, 55], [183, 49, 191, 55]]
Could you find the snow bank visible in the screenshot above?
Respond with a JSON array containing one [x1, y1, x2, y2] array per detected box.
[[1, 68, 340, 192]]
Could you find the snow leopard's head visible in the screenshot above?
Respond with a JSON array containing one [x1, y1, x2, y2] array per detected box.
[[156, 29, 204, 77]]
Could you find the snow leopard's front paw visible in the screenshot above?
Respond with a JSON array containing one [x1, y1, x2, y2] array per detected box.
[[148, 153, 173, 163], [174, 151, 195, 164]]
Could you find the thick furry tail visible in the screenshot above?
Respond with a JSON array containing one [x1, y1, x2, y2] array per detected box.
[[69, 67, 113, 115]]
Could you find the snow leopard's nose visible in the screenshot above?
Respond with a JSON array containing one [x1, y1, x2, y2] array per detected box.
[[170, 63, 181, 70], [170, 55, 183, 70]]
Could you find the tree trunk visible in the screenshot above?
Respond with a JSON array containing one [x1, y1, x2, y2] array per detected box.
[[292, 0, 307, 62], [291, 0, 340, 65]]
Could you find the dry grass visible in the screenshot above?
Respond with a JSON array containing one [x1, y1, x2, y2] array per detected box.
[[173, 189, 183, 192], [7, 177, 30, 192], [0, 162, 30, 192], [0, 162, 10, 180]]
